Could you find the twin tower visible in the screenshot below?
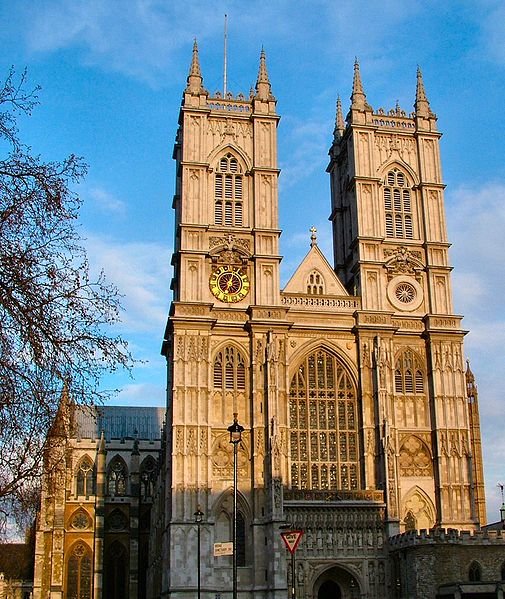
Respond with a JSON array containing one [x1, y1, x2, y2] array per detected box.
[[156, 44, 486, 598]]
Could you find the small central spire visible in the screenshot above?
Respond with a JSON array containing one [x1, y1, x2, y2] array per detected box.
[[310, 226, 318, 247]]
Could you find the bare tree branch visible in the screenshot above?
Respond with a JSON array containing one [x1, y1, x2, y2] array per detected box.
[[0, 69, 134, 535]]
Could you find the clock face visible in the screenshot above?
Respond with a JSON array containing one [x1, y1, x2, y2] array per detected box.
[[209, 265, 250, 303]]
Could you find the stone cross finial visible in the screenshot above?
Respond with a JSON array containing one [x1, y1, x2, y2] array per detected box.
[[310, 226, 317, 247]]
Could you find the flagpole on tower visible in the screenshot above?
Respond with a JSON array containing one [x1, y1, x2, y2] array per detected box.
[[223, 13, 228, 96]]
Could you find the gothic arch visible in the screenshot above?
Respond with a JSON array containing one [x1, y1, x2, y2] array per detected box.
[[311, 564, 362, 599], [107, 455, 128, 497], [65, 540, 93, 599], [140, 455, 157, 499], [207, 144, 252, 173], [68, 507, 91, 530], [212, 489, 251, 567], [306, 269, 326, 295], [211, 343, 249, 423], [468, 560, 482, 582], [289, 340, 359, 386], [393, 347, 426, 395], [379, 163, 418, 240], [288, 346, 361, 491], [401, 486, 435, 532], [210, 432, 250, 480], [399, 435, 433, 477], [378, 158, 419, 188], [75, 455, 95, 497]]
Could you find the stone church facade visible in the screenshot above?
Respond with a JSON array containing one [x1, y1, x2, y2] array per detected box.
[[151, 44, 492, 599], [29, 45, 505, 599]]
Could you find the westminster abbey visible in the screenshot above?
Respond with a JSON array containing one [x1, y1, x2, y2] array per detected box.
[[19, 44, 505, 599]]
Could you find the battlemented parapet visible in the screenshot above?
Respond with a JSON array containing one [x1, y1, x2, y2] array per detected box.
[[389, 528, 505, 598]]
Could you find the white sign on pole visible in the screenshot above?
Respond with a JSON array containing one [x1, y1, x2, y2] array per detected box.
[[214, 542, 234, 556]]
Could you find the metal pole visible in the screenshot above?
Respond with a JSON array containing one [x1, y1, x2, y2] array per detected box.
[[232, 439, 238, 599], [194, 506, 204, 599], [197, 520, 201, 599], [291, 550, 296, 599], [228, 414, 243, 599]]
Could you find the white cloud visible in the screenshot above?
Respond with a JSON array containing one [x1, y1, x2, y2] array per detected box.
[[86, 186, 126, 215], [18, 0, 223, 84], [84, 234, 171, 335], [481, 1, 505, 65], [113, 382, 165, 407], [446, 180, 505, 520], [13, 0, 424, 86]]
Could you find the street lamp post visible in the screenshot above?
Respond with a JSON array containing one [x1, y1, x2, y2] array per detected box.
[[228, 414, 244, 599], [194, 506, 204, 599]]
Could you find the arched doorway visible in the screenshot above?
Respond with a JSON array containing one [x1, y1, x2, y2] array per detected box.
[[318, 579, 342, 599], [314, 566, 360, 599]]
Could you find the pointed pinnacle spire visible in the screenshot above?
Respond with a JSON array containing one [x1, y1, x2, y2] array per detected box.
[[466, 358, 478, 402], [186, 39, 204, 94], [334, 95, 345, 139], [351, 58, 368, 110], [415, 66, 431, 117], [255, 47, 273, 101], [98, 430, 106, 454]]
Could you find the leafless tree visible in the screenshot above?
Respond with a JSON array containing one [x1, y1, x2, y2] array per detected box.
[[0, 68, 133, 534]]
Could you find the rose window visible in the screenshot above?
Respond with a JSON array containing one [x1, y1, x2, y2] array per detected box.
[[395, 282, 416, 304]]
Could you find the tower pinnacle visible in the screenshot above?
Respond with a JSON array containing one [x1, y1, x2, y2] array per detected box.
[[350, 58, 369, 110], [334, 95, 345, 139], [186, 39, 205, 94], [255, 48, 274, 101], [415, 66, 432, 118]]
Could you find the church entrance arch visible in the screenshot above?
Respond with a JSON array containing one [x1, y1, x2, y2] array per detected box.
[[318, 579, 342, 599], [314, 566, 360, 599]]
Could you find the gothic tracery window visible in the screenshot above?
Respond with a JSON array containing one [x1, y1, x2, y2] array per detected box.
[[140, 456, 157, 500], [107, 457, 128, 497], [213, 346, 246, 391], [289, 349, 359, 491], [66, 542, 92, 599], [76, 457, 95, 497], [216, 504, 247, 567], [215, 153, 244, 227], [394, 349, 425, 394], [307, 270, 325, 295], [384, 168, 414, 239], [469, 561, 482, 582], [404, 510, 416, 531]]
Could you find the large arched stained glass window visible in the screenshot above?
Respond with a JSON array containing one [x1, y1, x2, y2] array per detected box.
[[66, 542, 92, 599], [289, 349, 359, 491]]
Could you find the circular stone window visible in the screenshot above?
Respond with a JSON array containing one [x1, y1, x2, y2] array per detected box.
[[387, 276, 423, 311], [395, 282, 416, 304], [71, 510, 90, 529]]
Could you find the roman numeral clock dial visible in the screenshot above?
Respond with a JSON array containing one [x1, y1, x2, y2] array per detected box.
[[209, 265, 250, 303]]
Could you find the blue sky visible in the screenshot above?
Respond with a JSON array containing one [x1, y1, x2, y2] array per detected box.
[[1, 0, 504, 520]]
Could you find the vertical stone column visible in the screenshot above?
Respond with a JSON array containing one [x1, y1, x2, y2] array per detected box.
[[93, 432, 106, 599], [129, 439, 141, 598]]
